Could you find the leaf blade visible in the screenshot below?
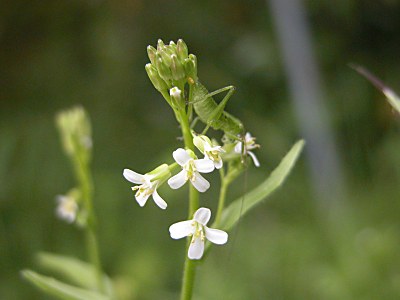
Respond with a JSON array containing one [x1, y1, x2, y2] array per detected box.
[[36, 252, 114, 296], [21, 269, 110, 300], [216, 140, 305, 231]]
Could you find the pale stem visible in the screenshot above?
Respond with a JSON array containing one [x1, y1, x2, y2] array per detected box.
[[75, 156, 104, 293], [178, 98, 198, 300], [214, 169, 228, 227]]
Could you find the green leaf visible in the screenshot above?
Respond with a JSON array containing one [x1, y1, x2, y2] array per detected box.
[[382, 88, 400, 114], [36, 252, 114, 297], [216, 140, 305, 231], [21, 270, 110, 300], [351, 64, 400, 114]]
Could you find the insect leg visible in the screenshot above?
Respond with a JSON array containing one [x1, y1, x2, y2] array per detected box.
[[205, 86, 236, 121], [200, 86, 236, 135], [190, 116, 200, 129]]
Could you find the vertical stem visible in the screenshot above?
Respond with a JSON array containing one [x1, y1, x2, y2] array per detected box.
[[178, 106, 198, 300], [75, 158, 104, 293], [86, 228, 103, 291], [214, 179, 228, 228]]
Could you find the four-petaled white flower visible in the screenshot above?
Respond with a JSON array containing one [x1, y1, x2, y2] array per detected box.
[[56, 195, 78, 223], [234, 132, 260, 167], [169, 207, 228, 260], [168, 148, 214, 192], [193, 134, 225, 169], [123, 164, 171, 209]]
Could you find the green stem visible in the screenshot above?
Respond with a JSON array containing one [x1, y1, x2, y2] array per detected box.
[[214, 171, 228, 227], [177, 105, 198, 300], [85, 228, 103, 291], [75, 157, 104, 293]]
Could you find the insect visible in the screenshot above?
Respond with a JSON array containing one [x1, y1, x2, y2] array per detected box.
[[188, 78, 245, 141], [187, 78, 262, 168]]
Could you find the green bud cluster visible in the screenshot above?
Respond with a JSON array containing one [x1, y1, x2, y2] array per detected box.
[[145, 39, 198, 92], [55, 106, 92, 163]]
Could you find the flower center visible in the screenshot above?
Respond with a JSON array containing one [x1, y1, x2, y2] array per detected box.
[[206, 149, 221, 162], [191, 221, 205, 243], [183, 159, 197, 181], [60, 197, 77, 215], [132, 182, 154, 198], [245, 137, 259, 151]]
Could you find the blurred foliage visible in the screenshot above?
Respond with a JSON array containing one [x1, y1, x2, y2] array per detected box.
[[1, 0, 400, 299]]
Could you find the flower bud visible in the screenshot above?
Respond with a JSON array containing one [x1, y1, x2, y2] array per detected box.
[[147, 45, 157, 65], [184, 54, 198, 80], [177, 39, 188, 61], [169, 40, 177, 51], [170, 87, 183, 109], [156, 55, 172, 82], [193, 134, 212, 153], [170, 54, 185, 81], [56, 106, 92, 162], [157, 39, 165, 51], [145, 63, 168, 92], [159, 48, 172, 67]]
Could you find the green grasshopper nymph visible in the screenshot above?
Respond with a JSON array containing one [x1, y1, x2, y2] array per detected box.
[[186, 77, 261, 168], [187, 78, 245, 141]]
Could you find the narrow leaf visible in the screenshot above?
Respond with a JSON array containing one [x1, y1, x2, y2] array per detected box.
[[36, 252, 114, 297], [21, 270, 110, 300], [216, 140, 305, 231], [351, 64, 400, 114]]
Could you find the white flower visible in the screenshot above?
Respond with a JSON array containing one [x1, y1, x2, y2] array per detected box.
[[56, 195, 78, 223], [170, 86, 182, 99], [169, 207, 228, 260], [193, 134, 225, 169], [168, 148, 214, 192], [170, 87, 184, 109], [123, 164, 171, 209], [234, 132, 260, 167]]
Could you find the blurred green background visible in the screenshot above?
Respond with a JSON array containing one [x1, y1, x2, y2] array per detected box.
[[2, 0, 400, 299]]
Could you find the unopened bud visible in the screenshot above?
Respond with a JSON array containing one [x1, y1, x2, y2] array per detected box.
[[55, 106, 92, 162], [169, 40, 177, 51], [169, 86, 183, 109], [159, 48, 172, 67], [147, 45, 157, 65], [145, 63, 168, 92], [156, 55, 172, 82], [193, 134, 212, 153], [177, 39, 188, 61], [170, 54, 185, 81], [184, 54, 197, 80], [157, 39, 165, 51]]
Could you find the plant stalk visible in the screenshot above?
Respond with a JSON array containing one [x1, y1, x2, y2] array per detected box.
[[75, 157, 104, 293], [178, 106, 198, 300]]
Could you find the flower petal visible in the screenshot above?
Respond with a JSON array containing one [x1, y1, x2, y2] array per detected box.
[[135, 192, 151, 207], [194, 159, 215, 173], [248, 151, 260, 167], [169, 220, 194, 239], [191, 172, 210, 193], [188, 237, 205, 260], [193, 207, 211, 225], [214, 159, 223, 169], [205, 227, 228, 245], [152, 189, 167, 209], [173, 148, 191, 166], [123, 169, 145, 184], [168, 170, 187, 189], [234, 142, 243, 153]]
